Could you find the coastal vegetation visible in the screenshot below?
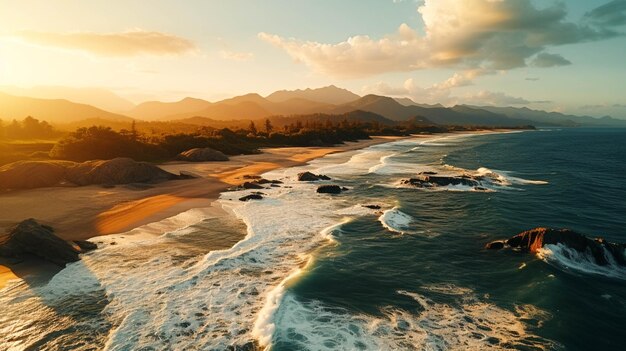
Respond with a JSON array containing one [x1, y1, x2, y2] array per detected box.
[[1, 114, 533, 166]]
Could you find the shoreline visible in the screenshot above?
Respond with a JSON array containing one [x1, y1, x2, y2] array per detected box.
[[0, 135, 406, 289], [0, 130, 515, 290]]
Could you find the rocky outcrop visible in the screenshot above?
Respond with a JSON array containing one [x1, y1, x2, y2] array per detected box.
[[401, 174, 479, 188], [485, 227, 626, 266], [176, 148, 229, 162], [65, 158, 180, 186], [363, 204, 382, 210], [0, 158, 187, 190], [316, 185, 343, 194], [297, 171, 331, 181], [0, 219, 97, 266], [241, 182, 265, 190], [0, 160, 76, 190], [239, 194, 264, 201]]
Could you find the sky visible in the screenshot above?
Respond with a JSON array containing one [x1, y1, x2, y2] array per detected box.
[[1, 0, 625, 117]]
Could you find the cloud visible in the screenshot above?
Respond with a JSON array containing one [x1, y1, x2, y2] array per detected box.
[[584, 0, 626, 27], [363, 71, 548, 107], [260, 0, 622, 78], [219, 50, 254, 61], [530, 53, 572, 67], [461, 91, 531, 106], [12, 29, 196, 57]]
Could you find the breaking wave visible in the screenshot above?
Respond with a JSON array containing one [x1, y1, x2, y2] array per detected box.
[[537, 243, 626, 280]]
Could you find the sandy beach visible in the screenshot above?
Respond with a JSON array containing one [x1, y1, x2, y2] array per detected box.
[[0, 136, 404, 289]]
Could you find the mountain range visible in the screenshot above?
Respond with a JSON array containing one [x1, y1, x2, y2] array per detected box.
[[1, 85, 625, 128]]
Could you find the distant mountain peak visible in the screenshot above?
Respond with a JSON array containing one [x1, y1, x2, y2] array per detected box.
[[266, 85, 360, 105]]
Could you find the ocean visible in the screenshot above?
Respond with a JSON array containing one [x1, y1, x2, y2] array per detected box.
[[1, 128, 625, 350]]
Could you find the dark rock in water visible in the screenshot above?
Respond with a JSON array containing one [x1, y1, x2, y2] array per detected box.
[[419, 171, 438, 175], [227, 341, 259, 351], [486, 227, 626, 266], [402, 174, 479, 188], [242, 181, 265, 189], [255, 178, 283, 185], [297, 171, 331, 181], [317, 185, 342, 194], [363, 204, 382, 210], [176, 148, 229, 162], [474, 186, 489, 191], [341, 187, 349, 191], [0, 219, 96, 266], [239, 194, 263, 201], [484, 241, 505, 250], [243, 174, 261, 180]]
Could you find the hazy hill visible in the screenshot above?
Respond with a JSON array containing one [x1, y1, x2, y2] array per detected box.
[[128, 97, 213, 120], [394, 97, 444, 109], [163, 93, 334, 121], [266, 85, 360, 105], [470, 105, 626, 127], [332, 95, 538, 126], [178, 110, 396, 128], [0, 92, 132, 124], [0, 86, 135, 113]]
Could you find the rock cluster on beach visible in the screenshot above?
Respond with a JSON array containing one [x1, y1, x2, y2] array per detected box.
[[0, 219, 97, 266], [485, 227, 626, 266], [176, 148, 229, 162], [0, 158, 189, 190]]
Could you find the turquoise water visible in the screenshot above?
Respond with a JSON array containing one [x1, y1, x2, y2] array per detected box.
[[273, 129, 626, 350]]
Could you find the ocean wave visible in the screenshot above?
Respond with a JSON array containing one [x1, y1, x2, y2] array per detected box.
[[270, 287, 556, 350], [537, 243, 626, 280], [379, 207, 414, 235]]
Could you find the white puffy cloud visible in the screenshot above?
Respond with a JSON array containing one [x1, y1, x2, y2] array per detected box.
[[12, 29, 196, 57], [260, 0, 621, 78]]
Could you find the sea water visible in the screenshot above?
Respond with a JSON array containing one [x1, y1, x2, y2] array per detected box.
[[1, 128, 625, 350]]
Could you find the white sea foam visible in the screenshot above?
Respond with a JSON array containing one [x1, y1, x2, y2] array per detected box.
[[271, 287, 555, 350], [379, 207, 414, 234], [536, 243, 626, 280]]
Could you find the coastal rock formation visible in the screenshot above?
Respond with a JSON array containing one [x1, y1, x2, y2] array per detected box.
[[176, 148, 229, 162], [297, 171, 331, 181], [239, 194, 264, 201], [486, 227, 626, 266], [241, 181, 265, 190], [363, 204, 382, 210], [401, 173, 480, 188], [0, 160, 76, 190], [0, 158, 188, 190], [316, 185, 343, 194], [0, 219, 97, 266], [65, 158, 180, 186]]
